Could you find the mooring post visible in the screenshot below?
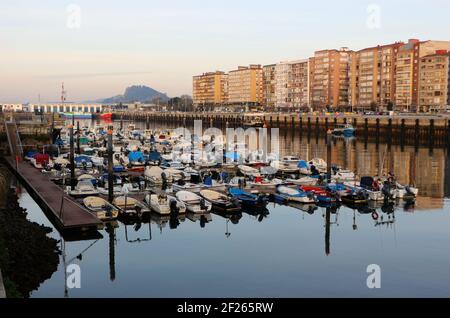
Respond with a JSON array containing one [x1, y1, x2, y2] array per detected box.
[[447, 120, 450, 146], [69, 125, 75, 191], [325, 207, 331, 256], [429, 119, 435, 148], [146, 115, 150, 130], [76, 121, 81, 155], [120, 115, 123, 131], [325, 118, 329, 133], [387, 118, 392, 143], [400, 119, 406, 142], [327, 130, 332, 184], [316, 117, 320, 137], [376, 118, 380, 144], [107, 126, 114, 203], [364, 118, 369, 137]]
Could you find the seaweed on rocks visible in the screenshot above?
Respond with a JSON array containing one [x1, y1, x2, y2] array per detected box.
[[0, 188, 60, 298]]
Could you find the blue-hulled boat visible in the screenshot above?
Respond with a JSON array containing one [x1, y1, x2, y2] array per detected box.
[[333, 124, 356, 137], [229, 188, 268, 208]]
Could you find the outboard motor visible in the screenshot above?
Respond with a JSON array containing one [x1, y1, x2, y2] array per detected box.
[[200, 198, 207, 211], [170, 199, 179, 216]]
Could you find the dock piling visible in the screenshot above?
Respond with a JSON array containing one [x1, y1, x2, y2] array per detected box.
[[107, 126, 114, 203]]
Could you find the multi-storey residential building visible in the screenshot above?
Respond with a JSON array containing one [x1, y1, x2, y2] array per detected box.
[[310, 48, 352, 110], [273, 60, 310, 109], [395, 39, 450, 110], [192, 71, 228, 108], [349, 42, 403, 110], [289, 59, 310, 109], [418, 51, 450, 112], [228, 65, 264, 106], [263, 64, 277, 108], [275, 62, 290, 108]]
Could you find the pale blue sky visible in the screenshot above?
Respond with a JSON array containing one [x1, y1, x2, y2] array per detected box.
[[1, 0, 449, 102]]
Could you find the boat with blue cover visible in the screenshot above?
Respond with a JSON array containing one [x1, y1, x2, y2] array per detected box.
[[229, 188, 268, 208]]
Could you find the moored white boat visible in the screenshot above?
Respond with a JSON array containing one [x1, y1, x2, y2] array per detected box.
[[176, 191, 212, 213], [83, 196, 119, 220]]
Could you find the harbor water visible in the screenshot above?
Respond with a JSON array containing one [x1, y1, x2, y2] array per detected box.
[[1, 120, 450, 298]]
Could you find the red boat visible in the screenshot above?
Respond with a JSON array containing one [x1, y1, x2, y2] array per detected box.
[[299, 186, 338, 203], [100, 113, 113, 120]]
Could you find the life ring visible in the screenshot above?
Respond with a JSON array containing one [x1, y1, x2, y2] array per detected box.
[[372, 211, 379, 221]]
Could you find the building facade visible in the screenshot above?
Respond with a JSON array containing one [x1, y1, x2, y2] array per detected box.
[[275, 62, 290, 108], [29, 104, 104, 113], [418, 51, 450, 112], [274, 59, 310, 109], [192, 71, 228, 108], [396, 39, 450, 110], [263, 64, 277, 108], [310, 48, 352, 110], [228, 65, 264, 106], [289, 59, 310, 109], [349, 42, 403, 110]]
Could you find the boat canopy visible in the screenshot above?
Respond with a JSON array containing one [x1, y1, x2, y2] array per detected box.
[[128, 151, 145, 162], [26, 150, 39, 158], [298, 160, 310, 169], [74, 155, 93, 164], [148, 151, 162, 162], [224, 152, 241, 161]]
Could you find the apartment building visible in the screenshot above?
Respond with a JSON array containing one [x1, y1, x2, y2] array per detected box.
[[418, 51, 450, 112], [395, 39, 450, 110], [289, 59, 310, 109], [263, 64, 277, 108], [275, 62, 290, 108], [192, 71, 228, 107], [228, 65, 264, 106], [310, 48, 352, 110], [349, 42, 403, 110]]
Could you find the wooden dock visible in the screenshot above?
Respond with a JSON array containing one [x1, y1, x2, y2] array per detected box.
[[4, 157, 102, 231], [3, 120, 102, 232]]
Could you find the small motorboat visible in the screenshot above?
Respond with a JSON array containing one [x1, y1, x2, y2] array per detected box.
[[300, 186, 339, 204], [392, 182, 419, 199], [238, 165, 260, 177], [68, 180, 99, 198], [309, 158, 327, 173], [282, 156, 301, 166], [229, 188, 268, 208], [145, 191, 171, 215], [176, 191, 212, 214], [285, 176, 318, 186], [166, 195, 187, 214], [332, 167, 356, 182], [30, 153, 50, 169], [200, 190, 241, 212], [333, 124, 356, 137], [113, 196, 150, 217], [345, 177, 387, 202], [83, 196, 119, 221], [144, 166, 165, 185], [275, 186, 316, 204]]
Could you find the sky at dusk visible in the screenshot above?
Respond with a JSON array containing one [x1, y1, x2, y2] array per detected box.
[[1, 0, 450, 103]]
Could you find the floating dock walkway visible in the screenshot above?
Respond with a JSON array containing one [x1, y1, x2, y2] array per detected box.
[[3, 121, 102, 232]]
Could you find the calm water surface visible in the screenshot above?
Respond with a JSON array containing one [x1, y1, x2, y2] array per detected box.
[[2, 120, 450, 298]]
